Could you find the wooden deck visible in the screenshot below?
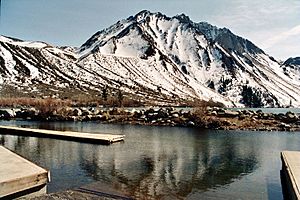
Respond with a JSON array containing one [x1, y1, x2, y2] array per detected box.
[[281, 151, 300, 200], [0, 146, 50, 199], [0, 125, 125, 145]]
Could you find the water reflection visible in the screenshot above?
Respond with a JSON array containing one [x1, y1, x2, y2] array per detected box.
[[0, 121, 299, 199]]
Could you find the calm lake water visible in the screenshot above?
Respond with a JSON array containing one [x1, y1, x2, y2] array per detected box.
[[0, 120, 300, 199]]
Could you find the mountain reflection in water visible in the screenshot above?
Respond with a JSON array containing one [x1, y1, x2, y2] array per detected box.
[[0, 121, 299, 199]]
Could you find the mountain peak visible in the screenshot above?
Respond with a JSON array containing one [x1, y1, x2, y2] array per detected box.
[[134, 10, 151, 18], [173, 13, 191, 23], [284, 57, 300, 66], [79, 11, 266, 60], [132, 10, 168, 22]]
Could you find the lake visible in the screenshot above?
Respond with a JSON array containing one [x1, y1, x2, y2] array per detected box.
[[0, 120, 299, 199]]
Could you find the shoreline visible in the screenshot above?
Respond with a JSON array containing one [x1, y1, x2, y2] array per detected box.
[[0, 107, 300, 132]]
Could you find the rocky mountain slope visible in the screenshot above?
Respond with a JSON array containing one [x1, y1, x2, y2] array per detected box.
[[282, 57, 300, 84], [1, 10, 300, 107], [284, 57, 300, 66]]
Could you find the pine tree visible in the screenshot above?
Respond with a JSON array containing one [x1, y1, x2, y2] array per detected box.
[[117, 90, 124, 107], [241, 86, 263, 107], [102, 86, 108, 102]]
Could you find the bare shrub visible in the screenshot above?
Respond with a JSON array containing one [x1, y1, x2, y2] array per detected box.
[[55, 106, 73, 117], [192, 106, 207, 126], [0, 97, 39, 107], [186, 98, 225, 108], [34, 98, 72, 117], [190, 99, 222, 127], [120, 97, 143, 107]]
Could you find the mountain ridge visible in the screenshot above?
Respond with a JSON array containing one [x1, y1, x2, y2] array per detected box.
[[1, 11, 300, 107]]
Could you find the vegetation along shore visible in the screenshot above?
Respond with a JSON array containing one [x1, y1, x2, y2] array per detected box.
[[0, 98, 299, 132]]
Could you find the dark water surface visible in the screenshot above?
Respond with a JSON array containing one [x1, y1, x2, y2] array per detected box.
[[0, 120, 299, 199]]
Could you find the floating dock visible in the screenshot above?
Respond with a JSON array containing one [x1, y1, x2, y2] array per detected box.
[[0, 125, 125, 145], [0, 146, 50, 199], [281, 151, 300, 200]]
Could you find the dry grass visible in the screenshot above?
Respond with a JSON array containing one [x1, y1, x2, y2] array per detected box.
[[0, 95, 144, 109], [187, 99, 225, 108], [0, 97, 73, 118], [0, 97, 71, 108], [35, 98, 72, 117]]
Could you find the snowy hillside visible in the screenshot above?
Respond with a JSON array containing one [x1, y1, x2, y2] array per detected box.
[[0, 36, 83, 94], [281, 57, 300, 88], [1, 11, 300, 107]]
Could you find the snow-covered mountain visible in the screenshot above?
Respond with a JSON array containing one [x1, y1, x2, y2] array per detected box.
[[284, 57, 300, 67], [1, 10, 300, 107], [281, 57, 300, 88]]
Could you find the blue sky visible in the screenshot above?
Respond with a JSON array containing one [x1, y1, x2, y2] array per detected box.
[[1, 0, 299, 60]]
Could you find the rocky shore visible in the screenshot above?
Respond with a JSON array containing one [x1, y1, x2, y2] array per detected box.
[[0, 107, 300, 131]]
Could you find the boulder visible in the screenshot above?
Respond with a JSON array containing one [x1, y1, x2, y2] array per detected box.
[[82, 110, 92, 116], [157, 108, 168, 118], [241, 110, 252, 115], [0, 110, 12, 119], [140, 115, 147, 119], [169, 110, 179, 115], [222, 110, 240, 118], [72, 108, 82, 116], [133, 110, 143, 118], [67, 116, 78, 121], [16, 108, 38, 119], [206, 107, 213, 112], [238, 114, 246, 120], [153, 108, 160, 112], [284, 112, 298, 123], [145, 108, 155, 115], [261, 113, 271, 120], [278, 123, 291, 130], [151, 120, 157, 124], [275, 113, 285, 120], [6, 109, 17, 118], [166, 107, 175, 112], [181, 110, 192, 118], [187, 121, 195, 126], [108, 108, 123, 115], [222, 120, 232, 126], [256, 109, 263, 114], [123, 109, 132, 115], [147, 112, 158, 120], [210, 111, 217, 116], [171, 113, 179, 118], [172, 117, 185, 125], [84, 115, 93, 121], [92, 109, 101, 115]]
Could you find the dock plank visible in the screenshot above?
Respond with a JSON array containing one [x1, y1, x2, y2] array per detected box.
[[0, 125, 125, 144], [281, 151, 300, 200], [0, 146, 50, 198]]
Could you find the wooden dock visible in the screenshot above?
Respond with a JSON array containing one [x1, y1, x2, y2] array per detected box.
[[281, 151, 300, 200], [0, 146, 50, 199], [0, 125, 125, 145]]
